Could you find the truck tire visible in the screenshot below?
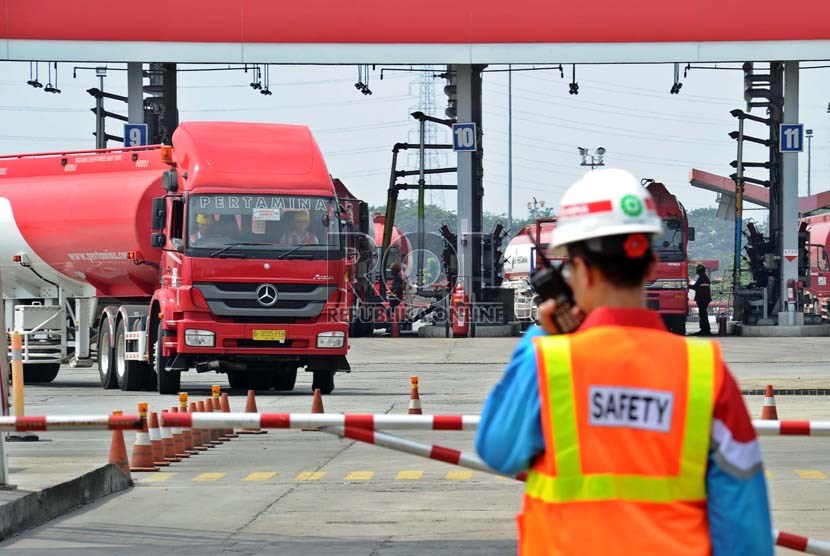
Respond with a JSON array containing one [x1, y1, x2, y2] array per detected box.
[[154, 325, 181, 395], [663, 315, 687, 336], [311, 370, 335, 395], [115, 319, 150, 391], [273, 367, 298, 391], [98, 318, 117, 389], [227, 371, 247, 391], [23, 363, 60, 384]]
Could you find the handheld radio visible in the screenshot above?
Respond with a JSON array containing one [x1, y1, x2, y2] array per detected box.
[[529, 233, 583, 333]]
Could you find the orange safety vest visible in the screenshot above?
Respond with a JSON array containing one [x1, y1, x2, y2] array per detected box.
[[520, 325, 725, 555]]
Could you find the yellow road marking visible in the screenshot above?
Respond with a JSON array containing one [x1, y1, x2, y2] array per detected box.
[[446, 470, 473, 481], [396, 470, 424, 480], [193, 472, 226, 481], [140, 472, 176, 483], [345, 471, 375, 481], [296, 471, 325, 481], [795, 469, 827, 479], [244, 472, 277, 482]]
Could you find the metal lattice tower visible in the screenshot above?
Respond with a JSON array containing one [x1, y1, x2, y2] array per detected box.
[[408, 67, 448, 207]]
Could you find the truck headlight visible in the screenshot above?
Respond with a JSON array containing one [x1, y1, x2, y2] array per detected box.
[[185, 329, 215, 347], [317, 331, 345, 349], [661, 280, 687, 289]]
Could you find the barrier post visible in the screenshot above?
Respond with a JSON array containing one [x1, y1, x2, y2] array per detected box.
[[0, 270, 12, 487], [9, 331, 37, 442]]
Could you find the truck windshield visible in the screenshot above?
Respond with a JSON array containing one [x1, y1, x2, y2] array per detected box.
[[652, 218, 685, 262], [187, 194, 341, 259]]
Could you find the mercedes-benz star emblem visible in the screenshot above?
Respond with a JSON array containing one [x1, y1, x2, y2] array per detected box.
[[255, 284, 279, 307]]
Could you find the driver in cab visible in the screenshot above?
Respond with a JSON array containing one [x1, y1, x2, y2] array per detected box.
[[281, 211, 319, 245], [190, 213, 212, 243]]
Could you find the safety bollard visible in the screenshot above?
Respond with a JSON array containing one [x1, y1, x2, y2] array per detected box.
[[9, 331, 37, 442]]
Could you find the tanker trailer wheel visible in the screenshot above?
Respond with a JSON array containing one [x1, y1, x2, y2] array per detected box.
[[154, 325, 181, 395], [98, 318, 118, 389], [23, 363, 60, 384], [114, 319, 151, 391], [272, 366, 298, 391], [311, 370, 335, 395]]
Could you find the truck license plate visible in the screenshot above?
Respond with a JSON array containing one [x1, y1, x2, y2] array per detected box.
[[252, 330, 286, 342]]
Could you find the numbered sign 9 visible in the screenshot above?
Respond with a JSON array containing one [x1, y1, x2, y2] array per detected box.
[[779, 123, 804, 153], [124, 123, 148, 147], [452, 122, 477, 152]]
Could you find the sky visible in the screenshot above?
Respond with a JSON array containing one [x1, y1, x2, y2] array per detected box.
[[1, 61, 828, 221]]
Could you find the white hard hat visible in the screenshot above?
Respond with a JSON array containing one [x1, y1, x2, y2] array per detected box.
[[550, 169, 663, 250]]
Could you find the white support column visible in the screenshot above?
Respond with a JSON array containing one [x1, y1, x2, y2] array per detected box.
[[455, 64, 475, 285], [127, 62, 143, 124], [779, 61, 801, 326]]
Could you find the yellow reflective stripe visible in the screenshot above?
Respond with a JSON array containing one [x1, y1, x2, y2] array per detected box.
[[680, 338, 715, 492], [527, 334, 716, 504], [544, 336, 580, 476]]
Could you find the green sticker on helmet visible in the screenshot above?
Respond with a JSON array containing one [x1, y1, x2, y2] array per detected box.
[[620, 195, 643, 217]]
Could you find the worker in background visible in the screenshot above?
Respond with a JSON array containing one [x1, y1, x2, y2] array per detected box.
[[691, 263, 712, 336], [388, 262, 404, 309], [190, 213, 212, 243], [476, 169, 771, 556], [281, 211, 319, 245]]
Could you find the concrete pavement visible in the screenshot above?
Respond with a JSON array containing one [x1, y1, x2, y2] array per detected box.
[[0, 334, 827, 554]]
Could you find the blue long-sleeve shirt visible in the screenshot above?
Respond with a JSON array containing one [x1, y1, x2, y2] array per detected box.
[[476, 315, 773, 556]]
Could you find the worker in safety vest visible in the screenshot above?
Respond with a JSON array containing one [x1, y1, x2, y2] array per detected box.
[[476, 169, 772, 555]]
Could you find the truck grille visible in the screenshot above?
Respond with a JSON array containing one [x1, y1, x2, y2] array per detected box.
[[194, 282, 336, 319]]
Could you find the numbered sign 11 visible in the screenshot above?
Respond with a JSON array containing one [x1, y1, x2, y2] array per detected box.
[[452, 122, 477, 152], [779, 123, 804, 153]]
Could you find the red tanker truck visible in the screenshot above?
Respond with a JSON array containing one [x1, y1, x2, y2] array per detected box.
[[0, 122, 350, 394]]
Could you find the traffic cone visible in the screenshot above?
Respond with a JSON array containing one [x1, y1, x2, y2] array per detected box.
[[108, 410, 131, 477], [130, 405, 159, 472], [761, 384, 779, 420], [311, 388, 325, 414], [408, 376, 422, 415], [159, 412, 182, 462], [238, 390, 267, 435], [189, 402, 209, 451], [148, 412, 171, 467], [204, 399, 223, 445], [168, 407, 190, 458], [220, 393, 238, 438], [172, 406, 198, 455]]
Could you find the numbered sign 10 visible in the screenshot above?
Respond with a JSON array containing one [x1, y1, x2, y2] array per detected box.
[[779, 123, 804, 153], [452, 122, 477, 152]]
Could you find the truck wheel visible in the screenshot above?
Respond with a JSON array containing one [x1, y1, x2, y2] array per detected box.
[[115, 319, 150, 391], [311, 370, 335, 395], [663, 315, 687, 336], [227, 371, 247, 391], [154, 325, 180, 395], [273, 367, 298, 391], [23, 363, 60, 384], [98, 318, 117, 389]]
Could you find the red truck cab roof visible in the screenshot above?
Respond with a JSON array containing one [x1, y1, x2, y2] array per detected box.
[[173, 122, 334, 196]]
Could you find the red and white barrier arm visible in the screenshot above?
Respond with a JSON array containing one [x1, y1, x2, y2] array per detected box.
[[319, 425, 525, 481], [774, 529, 830, 555], [0, 415, 143, 432], [753, 420, 830, 437], [161, 412, 480, 431]]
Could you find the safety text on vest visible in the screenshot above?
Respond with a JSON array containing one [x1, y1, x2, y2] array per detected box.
[[589, 386, 674, 433]]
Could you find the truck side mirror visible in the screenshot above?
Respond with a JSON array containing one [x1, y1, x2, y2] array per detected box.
[[688, 227, 695, 241], [151, 233, 167, 248], [151, 197, 167, 231]]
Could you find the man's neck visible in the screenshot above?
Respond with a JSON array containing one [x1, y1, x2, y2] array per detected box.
[[589, 284, 647, 311]]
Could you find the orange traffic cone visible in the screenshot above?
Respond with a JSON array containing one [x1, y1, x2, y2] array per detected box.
[[311, 388, 325, 414], [167, 407, 189, 458], [108, 410, 131, 477], [148, 412, 171, 467], [761, 384, 779, 420], [238, 390, 267, 435], [189, 402, 209, 450], [408, 376, 422, 415], [204, 399, 223, 445], [220, 393, 238, 438], [172, 406, 198, 455], [130, 404, 159, 472], [158, 412, 182, 462]]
